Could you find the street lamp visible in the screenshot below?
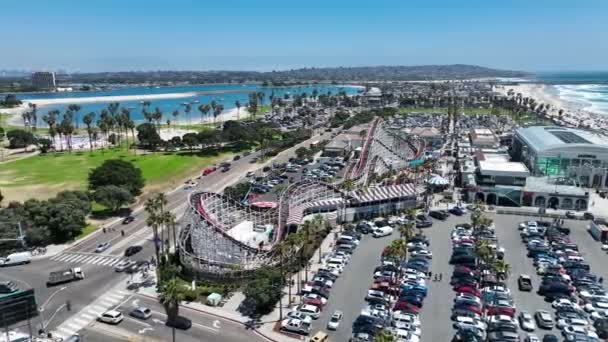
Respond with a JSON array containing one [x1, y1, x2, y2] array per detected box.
[[38, 286, 67, 333]]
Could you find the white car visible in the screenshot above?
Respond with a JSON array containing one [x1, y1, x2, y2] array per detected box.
[[302, 293, 328, 305], [552, 298, 578, 310], [114, 260, 135, 272], [454, 316, 487, 331], [327, 310, 343, 330], [518, 311, 536, 332], [487, 315, 516, 325], [584, 299, 608, 313], [392, 311, 421, 328], [562, 326, 598, 339], [95, 242, 111, 253], [98, 310, 123, 324], [325, 264, 343, 274], [411, 250, 432, 259], [280, 318, 310, 334], [556, 317, 590, 330], [601, 244, 608, 251], [392, 329, 420, 342], [294, 304, 320, 320], [286, 311, 312, 324], [312, 277, 333, 288]]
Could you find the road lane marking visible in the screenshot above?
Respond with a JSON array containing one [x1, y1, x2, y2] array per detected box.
[[61, 254, 79, 262], [99, 300, 117, 307], [192, 321, 220, 333], [81, 313, 94, 320], [113, 294, 134, 311], [125, 316, 151, 327], [80, 256, 95, 263], [90, 257, 104, 265]]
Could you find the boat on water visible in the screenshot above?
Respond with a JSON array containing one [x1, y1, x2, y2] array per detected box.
[[192, 100, 200, 104], [180, 102, 189, 106]]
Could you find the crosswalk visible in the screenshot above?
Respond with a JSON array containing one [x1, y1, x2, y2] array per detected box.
[[50, 252, 126, 267], [51, 288, 132, 341]]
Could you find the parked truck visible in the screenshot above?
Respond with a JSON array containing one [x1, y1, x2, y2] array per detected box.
[[589, 221, 608, 242], [47, 268, 85, 287]]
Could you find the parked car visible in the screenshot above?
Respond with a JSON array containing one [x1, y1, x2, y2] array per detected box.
[[535, 310, 554, 329], [281, 318, 311, 335], [165, 316, 192, 330]]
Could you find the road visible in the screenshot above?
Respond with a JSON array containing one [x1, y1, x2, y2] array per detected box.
[[79, 294, 266, 342]]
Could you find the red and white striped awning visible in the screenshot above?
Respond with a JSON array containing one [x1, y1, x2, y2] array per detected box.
[[351, 184, 418, 203]]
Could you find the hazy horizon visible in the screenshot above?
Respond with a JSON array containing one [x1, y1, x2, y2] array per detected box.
[[2, 0, 608, 73]]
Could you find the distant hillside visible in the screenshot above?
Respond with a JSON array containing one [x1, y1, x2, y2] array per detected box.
[[0, 64, 528, 87], [266, 64, 528, 81]]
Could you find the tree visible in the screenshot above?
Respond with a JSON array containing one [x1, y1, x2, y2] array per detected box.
[[399, 222, 415, 241], [159, 277, 185, 327], [59, 111, 75, 152], [0, 189, 3, 205], [235, 100, 241, 120], [198, 104, 210, 124], [182, 133, 199, 151], [92, 185, 135, 212], [88, 159, 145, 196], [243, 266, 283, 315], [82, 112, 96, 151], [374, 329, 395, 342], [37, 138, 52, 154], [0, 94, 22, 108], [68, 104, 81, 129], [295, 147, 312, 160], [137, 123, 162, 150], [6, 129, 35, 149]]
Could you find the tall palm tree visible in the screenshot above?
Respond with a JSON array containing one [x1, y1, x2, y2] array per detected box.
[[374, 328, 395, 342], [283, 233, 298, 305], [399, 222, 415, 241], [172, 110, 179, 130], [82, 112, 95, 152], [145, 198, 162, 265], [235, 100, 241, 121], [198, 104, 210, 124], [159, 277, 185, 341], [68, 104, 81, 129], [43, 110, 59, 152], [493, 259, 511, 281], [184, 104, 192, 126]]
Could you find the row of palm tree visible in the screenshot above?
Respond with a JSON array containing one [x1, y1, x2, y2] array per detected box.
[[144, 192, 178, 267], [274, 214, 328, 320], [470, 206, 512, 281]]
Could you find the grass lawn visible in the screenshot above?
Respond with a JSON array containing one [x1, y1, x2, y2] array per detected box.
[[0, 143, 251, 201], [75, 224, 97, 240]]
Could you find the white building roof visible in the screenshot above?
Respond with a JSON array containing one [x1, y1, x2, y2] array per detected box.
[[478, 161, 530, 178], [516, 126, 608, 153]]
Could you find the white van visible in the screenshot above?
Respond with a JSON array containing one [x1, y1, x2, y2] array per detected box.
[[372, 226, 393, 238], [0, 252, 32, 266]]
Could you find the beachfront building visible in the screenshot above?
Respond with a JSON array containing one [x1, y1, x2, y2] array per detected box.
[[511, 126, 608, 189], [31, 71, 56, 90]]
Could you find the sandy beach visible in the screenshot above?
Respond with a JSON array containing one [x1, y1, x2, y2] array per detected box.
[[24, 92, 198, 106], [494, 83, 600, 128]]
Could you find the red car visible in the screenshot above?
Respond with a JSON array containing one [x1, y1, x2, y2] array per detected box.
[[202, 167, 216, 176], [485, 306, 515, 317], [393, 301, 420, 314], [453, 286, 480, 297], [302, 298, 324, 308]]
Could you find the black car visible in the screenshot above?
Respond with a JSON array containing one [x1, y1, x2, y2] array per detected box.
[[583, 212, 595, 220], [428, 210, 448, 220], [124, 245, 143, 257], [122, 216, 135, 224], [542, 334, 558, 342], [221, 167, 230, 172], [415, 219, 433, 228], [166, 316, 192, 330], [449, 207, 466, 216], [233, 155, 241, 161]]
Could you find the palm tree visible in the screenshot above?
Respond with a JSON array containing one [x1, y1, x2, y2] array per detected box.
[[399, 222, 415, 241], [159, 277, 185, 341], [235, 100, 241, 121], [213, 104, 224, 128], [476, 239, 495, 266], [145, 198, 162, 265], [283, 233, 298, 305], [184, 104, 192, 126], [374, 328, 395, 342], [82, 112, 95, 152], [198, 104, 210, 124], [68, 104, 81, 129], [493, 259, 511, 281], [172, 110, 179, 130]]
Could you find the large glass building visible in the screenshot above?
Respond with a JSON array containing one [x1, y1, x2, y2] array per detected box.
[[511, 126, 608, 189]]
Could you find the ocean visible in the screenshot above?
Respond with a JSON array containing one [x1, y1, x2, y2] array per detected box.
[[12, 84, 362, 124], [536, 72, 608, 115]]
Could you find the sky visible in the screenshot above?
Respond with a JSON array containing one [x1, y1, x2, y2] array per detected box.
[[2, 0, 608, 73]]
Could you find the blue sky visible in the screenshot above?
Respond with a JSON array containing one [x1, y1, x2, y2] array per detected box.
[[2, 0, 607, 72]]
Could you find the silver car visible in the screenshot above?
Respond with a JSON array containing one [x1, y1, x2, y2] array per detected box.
[[95, 242, 111, 253], [129, 307, 152, 320]]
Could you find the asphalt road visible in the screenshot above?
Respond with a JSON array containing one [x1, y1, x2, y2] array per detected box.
[[1, 129, 335, 337], [308, 232, 394, 341], [79, 294, 266, 342]]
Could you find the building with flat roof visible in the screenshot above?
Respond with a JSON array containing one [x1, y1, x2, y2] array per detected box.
[[470, 128, 498, 148], [31, 71, 56, 89], [512, 126, 608, 189]]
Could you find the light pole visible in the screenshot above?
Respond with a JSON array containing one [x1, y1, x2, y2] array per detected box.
[[39, 286, 67, 333]]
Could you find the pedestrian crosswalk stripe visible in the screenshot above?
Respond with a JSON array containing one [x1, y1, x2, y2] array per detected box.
[[107, 259, 120, 266], [117, 290, 130, 295], [64, 255, 80, 263], [90, 257, 104, 265], [100, 299, 116, 307], [107, 293, 124, 301], [72, 255, 87, 262], [58, 254, 74, 262], [72, 318, 88, 326], [80, 256, 95, 263], [58, 327, 75, 336], [81, 313, 94, 320], [100, 258, 113, 266], [66, 323, 81, 331]]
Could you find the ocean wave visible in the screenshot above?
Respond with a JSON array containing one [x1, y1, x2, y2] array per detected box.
[[555, 84, 608, 115]]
